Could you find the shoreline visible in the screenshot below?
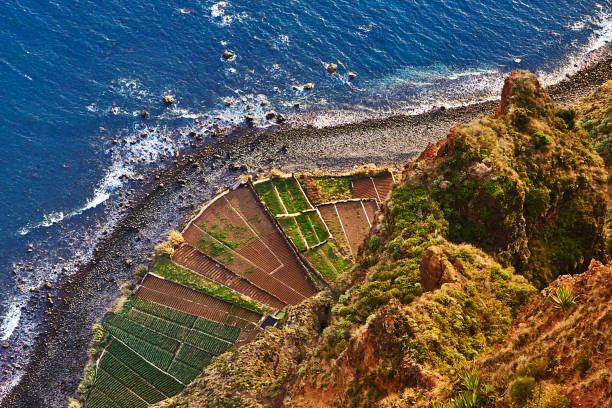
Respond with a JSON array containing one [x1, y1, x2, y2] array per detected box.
[[2, 54, 612, 408]]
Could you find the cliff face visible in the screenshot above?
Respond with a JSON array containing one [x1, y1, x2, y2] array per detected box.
[[155, 73, 610, 408]]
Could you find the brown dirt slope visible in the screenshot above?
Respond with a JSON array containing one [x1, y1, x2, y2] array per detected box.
[[477, 260, 612, 408]]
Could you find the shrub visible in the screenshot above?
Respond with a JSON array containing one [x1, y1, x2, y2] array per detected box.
[[75, 363, 97, 400], [555, 108, 576, 129], [135, 265, 148, 278], [87, 324, 108, 359], [155, 230, 184, 256], [368, 235, 381, 251], [549, 285, 577, 311], [67, 398, 82, 408], [540, 385, 571, 408], [432, 367, 491, 408], [532, 132, 551, 148], [513, 108, 530, 130], [508, 376, 536, 407]]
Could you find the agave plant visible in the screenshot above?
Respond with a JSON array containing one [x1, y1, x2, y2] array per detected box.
[[550, 285, 578, 311], [431, 367, 491, 408]]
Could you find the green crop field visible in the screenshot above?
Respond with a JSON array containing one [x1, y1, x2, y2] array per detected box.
[[278, 216, 307, 251], [254, 180, 284, 215], [295, 212, 329, 247], [87, 298, 243, 407], [272, 177, 311, 213], [306, 242, 352, 282]]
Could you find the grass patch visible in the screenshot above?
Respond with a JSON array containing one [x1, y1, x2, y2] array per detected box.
[[322, 242, 352, 274], [306, 247, 337, 281], [254, 180, 284, 215], [200, 221, 254, 250], [153, 258, 271, 314], [298, 175, 353, 204], [197, 235, 235, 265], [278, 217, 307, 251], [272, 177, 311, 213]]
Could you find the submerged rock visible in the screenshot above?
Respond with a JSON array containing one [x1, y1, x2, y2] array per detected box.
[[140, 110, 149, 119]]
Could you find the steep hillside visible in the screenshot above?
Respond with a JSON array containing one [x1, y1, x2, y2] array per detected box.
[[154, 72, 609, 408], [573, 80, 612, 255], [476, 260, 611, 408]]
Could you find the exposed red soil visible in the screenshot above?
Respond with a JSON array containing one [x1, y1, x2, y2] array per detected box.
[[335, 201, 374, 254], [171, 244, 287, 310], [136, 274, 262, 329], [318, 204, 352, 256]]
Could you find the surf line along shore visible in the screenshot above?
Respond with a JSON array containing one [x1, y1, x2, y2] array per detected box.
[[2, 54, 612, 408]]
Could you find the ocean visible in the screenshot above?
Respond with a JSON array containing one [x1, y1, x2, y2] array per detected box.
[[0, 0, 611, 398]]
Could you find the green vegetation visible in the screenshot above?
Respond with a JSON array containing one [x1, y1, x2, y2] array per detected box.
[[85, 297, 243, 407], [532, 131, 551, 148], [322, 241, 352, 274], [295, 212, 329, 247], [297, 175, 353, 204], [197, 235, 235, 265], [272, 177, 311, 213], [278, 216, 307, 251], [254, 180, 284, 215], [306, 246, 336, 281], [152, 258, 271, 314], [199, 220, 254, 250], [433, 368, 491, 408], [549, 285, 578, 311], [509, 376, 537, 407]]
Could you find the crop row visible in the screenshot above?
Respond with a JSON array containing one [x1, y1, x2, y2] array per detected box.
[[92, 369, 147, 408], [126, 305, 240, 350], [87, 389, 120, 408], [99, 352, 166, 403], [105, 314, 179, 353], [175, 344, 214, 370], [132, 297, 197, 327], [167, 360, 201, 384], [184, 330, 232, 355], [105, 340, 184, 395], [193, 317, 240, 342], [254, 180, 284, 215], [272, 178, 311, 213], [278, 217, 307, 251], [103, 324, 174, 371]]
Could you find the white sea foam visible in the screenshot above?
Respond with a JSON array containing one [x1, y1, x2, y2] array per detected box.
[[538, 9, 612, 86], [0, 303, 21, 341]]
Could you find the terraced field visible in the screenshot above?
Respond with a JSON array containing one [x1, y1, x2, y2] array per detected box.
[[80, 172, 392, 407], [85, 296, 243, 408], [352, 172, 395, 204]]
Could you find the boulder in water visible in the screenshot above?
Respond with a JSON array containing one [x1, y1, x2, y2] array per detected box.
[[348, 72, 357, 80], [223, 50, 234, 60], [304, 82, 314, 90], [162, 95, 174, 106], [326, 62, 338, 74]]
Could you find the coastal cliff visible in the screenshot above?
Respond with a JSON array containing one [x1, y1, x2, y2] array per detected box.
[[152, 72, 610, 408]]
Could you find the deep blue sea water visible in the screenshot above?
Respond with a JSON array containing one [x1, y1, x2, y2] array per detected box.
[[0, 0, 611, 396]]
